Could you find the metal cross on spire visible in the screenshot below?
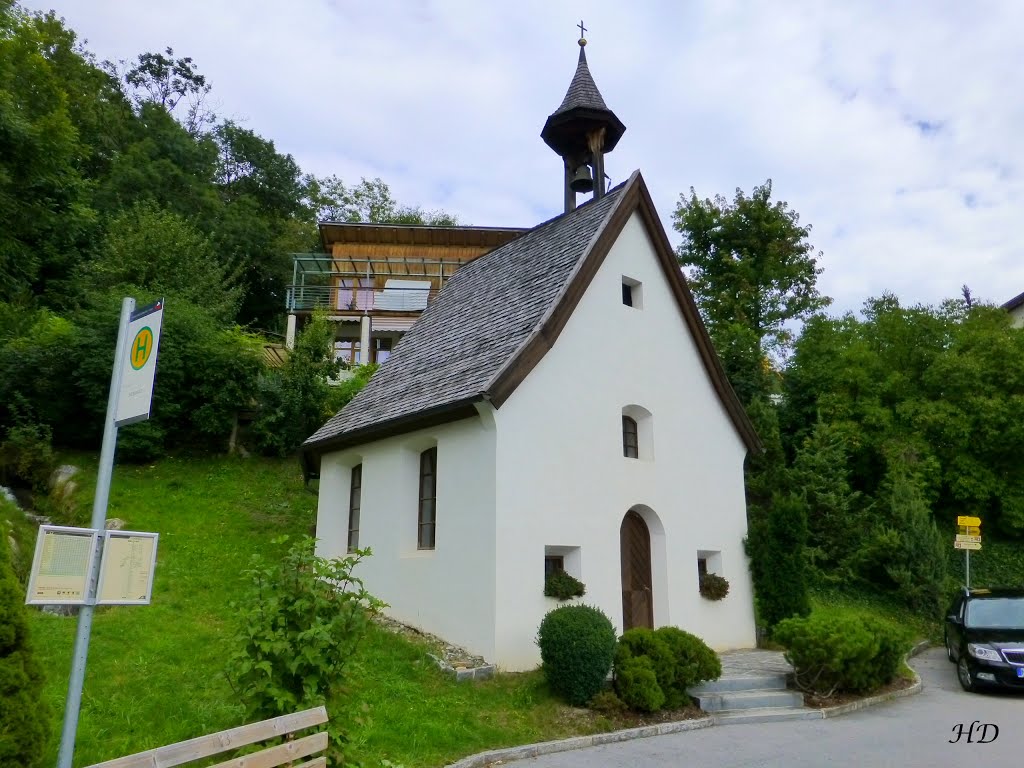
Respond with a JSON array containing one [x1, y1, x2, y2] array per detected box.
[[577, 20, 587, 40]]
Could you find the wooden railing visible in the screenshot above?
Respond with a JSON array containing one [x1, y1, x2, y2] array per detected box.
[[84, 706, 329, 768]]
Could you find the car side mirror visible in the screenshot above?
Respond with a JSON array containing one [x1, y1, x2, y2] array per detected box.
[[947, 615, 961, 624]]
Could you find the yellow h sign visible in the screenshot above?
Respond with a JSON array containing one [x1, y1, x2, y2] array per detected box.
[[130, 327, 154, 370]]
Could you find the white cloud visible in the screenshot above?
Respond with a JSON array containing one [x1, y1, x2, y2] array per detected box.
[[22, 0, 1024, 313]]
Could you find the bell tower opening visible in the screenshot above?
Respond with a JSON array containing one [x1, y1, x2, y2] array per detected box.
[[541, 23, 627, 213]]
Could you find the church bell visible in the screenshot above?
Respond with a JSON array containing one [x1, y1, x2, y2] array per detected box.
[[569, 164, 594, 193]]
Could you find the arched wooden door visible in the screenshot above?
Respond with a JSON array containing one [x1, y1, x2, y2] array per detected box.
[[620, 510, 654, 630]]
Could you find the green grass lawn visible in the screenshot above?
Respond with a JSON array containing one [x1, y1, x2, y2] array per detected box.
[[26, 454, 608, 768]]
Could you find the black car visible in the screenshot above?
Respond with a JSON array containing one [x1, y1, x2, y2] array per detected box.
[[944, 587, 1024, 692]]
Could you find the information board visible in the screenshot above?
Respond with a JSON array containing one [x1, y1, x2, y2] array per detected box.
[[96, 531, 159, 605], [25, 526, 99, 605]]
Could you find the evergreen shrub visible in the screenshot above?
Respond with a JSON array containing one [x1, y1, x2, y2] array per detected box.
[[536, 604, 616, 706], [613, 626, 721, 710], [774, 613, 909, 697], [543, 569, 586, 601], [746, 492, 811, 634], [0, 530, 49, 767], [698, 573, 730, 601], [655, 626, 722, 692], [614, 655, 664, 712]]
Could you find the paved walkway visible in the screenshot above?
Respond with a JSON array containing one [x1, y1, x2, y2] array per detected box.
[[718, 648, 792, 678]]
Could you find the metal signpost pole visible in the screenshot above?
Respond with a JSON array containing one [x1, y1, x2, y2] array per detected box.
[[56, 297, 134, 768], [966, 549, 970, 590]]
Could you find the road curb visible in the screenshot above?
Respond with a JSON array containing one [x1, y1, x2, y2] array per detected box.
[[444, 718, 713, 768], [443, 642, 932, 767], [819, 640, 928, 719]]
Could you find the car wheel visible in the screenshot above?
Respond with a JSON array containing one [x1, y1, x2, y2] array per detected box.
[[957, 656, 976, 692], [945, 634, 955, 662]]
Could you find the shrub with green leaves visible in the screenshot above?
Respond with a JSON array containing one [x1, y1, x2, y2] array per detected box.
[[536, 604, 616, 706], [746, 492, 811, 634], [614, 655, 664, 712], [225, 536, 386, 721], [543, 569, 586, 601], [698, 573, 730, 601], [613, 626, 721, 710], [614, 628, 676, 706], [0, 529, 49, 767], [774, 613, 909, 697], [654, 626, 722, 692], [0, 421, 55, 494]]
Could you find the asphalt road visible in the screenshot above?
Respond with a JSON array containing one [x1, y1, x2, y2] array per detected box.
[[522, 648, 1024, 768]]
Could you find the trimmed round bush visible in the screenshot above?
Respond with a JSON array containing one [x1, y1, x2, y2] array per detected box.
[[774, 613, 909, 697], [615, 656, 665, 712], [655, 626, 722, 692], [537, 604, 616, 706]]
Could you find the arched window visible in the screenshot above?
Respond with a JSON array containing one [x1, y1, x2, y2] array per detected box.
[[347, 464, 362, 553], [622, 416, 639, 458], [418, 447, 437, 549]]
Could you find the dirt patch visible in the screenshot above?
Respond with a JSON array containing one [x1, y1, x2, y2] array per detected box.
[[799, 675, 916, 708], [582, 704, 708, 731]]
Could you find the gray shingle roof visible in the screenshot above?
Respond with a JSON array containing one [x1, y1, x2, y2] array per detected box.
[[303, 185, 625, 450], [552, 45, 609, 115], [1003, 290, 1024, 311]]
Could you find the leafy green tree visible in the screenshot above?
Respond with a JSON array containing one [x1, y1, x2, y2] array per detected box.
[[309, 175, 459, 226], [0, 3, 92, 301], [673, 180, 829, 403], [0, 527, 49, 767], [114, 46, 213, 134], [80, 201, 241, 321], [226, 536, 384, 763], [93, 102, 220, 224], [252, 311, 342, 457], [71, 292, 264, 458], [784, 296, 1024, 537]]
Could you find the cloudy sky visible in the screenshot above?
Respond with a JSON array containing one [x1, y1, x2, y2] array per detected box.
[[24, 1, 1024, 314]]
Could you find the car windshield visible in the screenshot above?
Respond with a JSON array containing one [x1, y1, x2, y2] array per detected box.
[[965, 597, 1024, 628]]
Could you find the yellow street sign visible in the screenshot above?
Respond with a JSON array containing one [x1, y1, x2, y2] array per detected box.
[[958, 526, 982, 537], [954, 540, 981, 551], [955, 534, 982, 544], [957, 516, 981, 527]]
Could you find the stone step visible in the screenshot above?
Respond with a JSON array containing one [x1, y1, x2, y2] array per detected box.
[[712, 706, 822, 724], [695, 688, 805, 712], [689, 674, 788, 694]]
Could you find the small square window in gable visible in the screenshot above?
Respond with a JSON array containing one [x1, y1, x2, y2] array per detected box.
[[622, 276, 643, 309]]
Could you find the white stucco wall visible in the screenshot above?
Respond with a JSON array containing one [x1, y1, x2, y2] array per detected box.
[[315, 413, 498, 661], [1010, 304, 1024, 328], [492, 211, 757, 670]]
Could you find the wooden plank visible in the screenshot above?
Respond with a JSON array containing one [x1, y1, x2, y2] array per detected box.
[[290, 758, 327, 768], [85, 707, 328, 768], [206, 732, 328, 768]]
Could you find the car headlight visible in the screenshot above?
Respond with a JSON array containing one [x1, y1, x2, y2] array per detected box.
[[968, 643, 1002, 662]]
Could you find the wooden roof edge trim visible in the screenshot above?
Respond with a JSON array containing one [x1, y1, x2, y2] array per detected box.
[[299, 397, 484, 475], [317, 222, 529, 249], [1002, 290, 1024, 311], [318, 221, 529, 233], [633, 180, 763, 454], [486, 174, 642, 407]]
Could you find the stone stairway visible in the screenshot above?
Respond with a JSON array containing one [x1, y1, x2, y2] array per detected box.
[[688, 650, 818, 723]]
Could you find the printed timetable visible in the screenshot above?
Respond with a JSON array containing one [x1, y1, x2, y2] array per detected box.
[[26, 527, 99, 604]]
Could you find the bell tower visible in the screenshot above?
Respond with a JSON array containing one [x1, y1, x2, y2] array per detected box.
[[541, 23, 626, 213]]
